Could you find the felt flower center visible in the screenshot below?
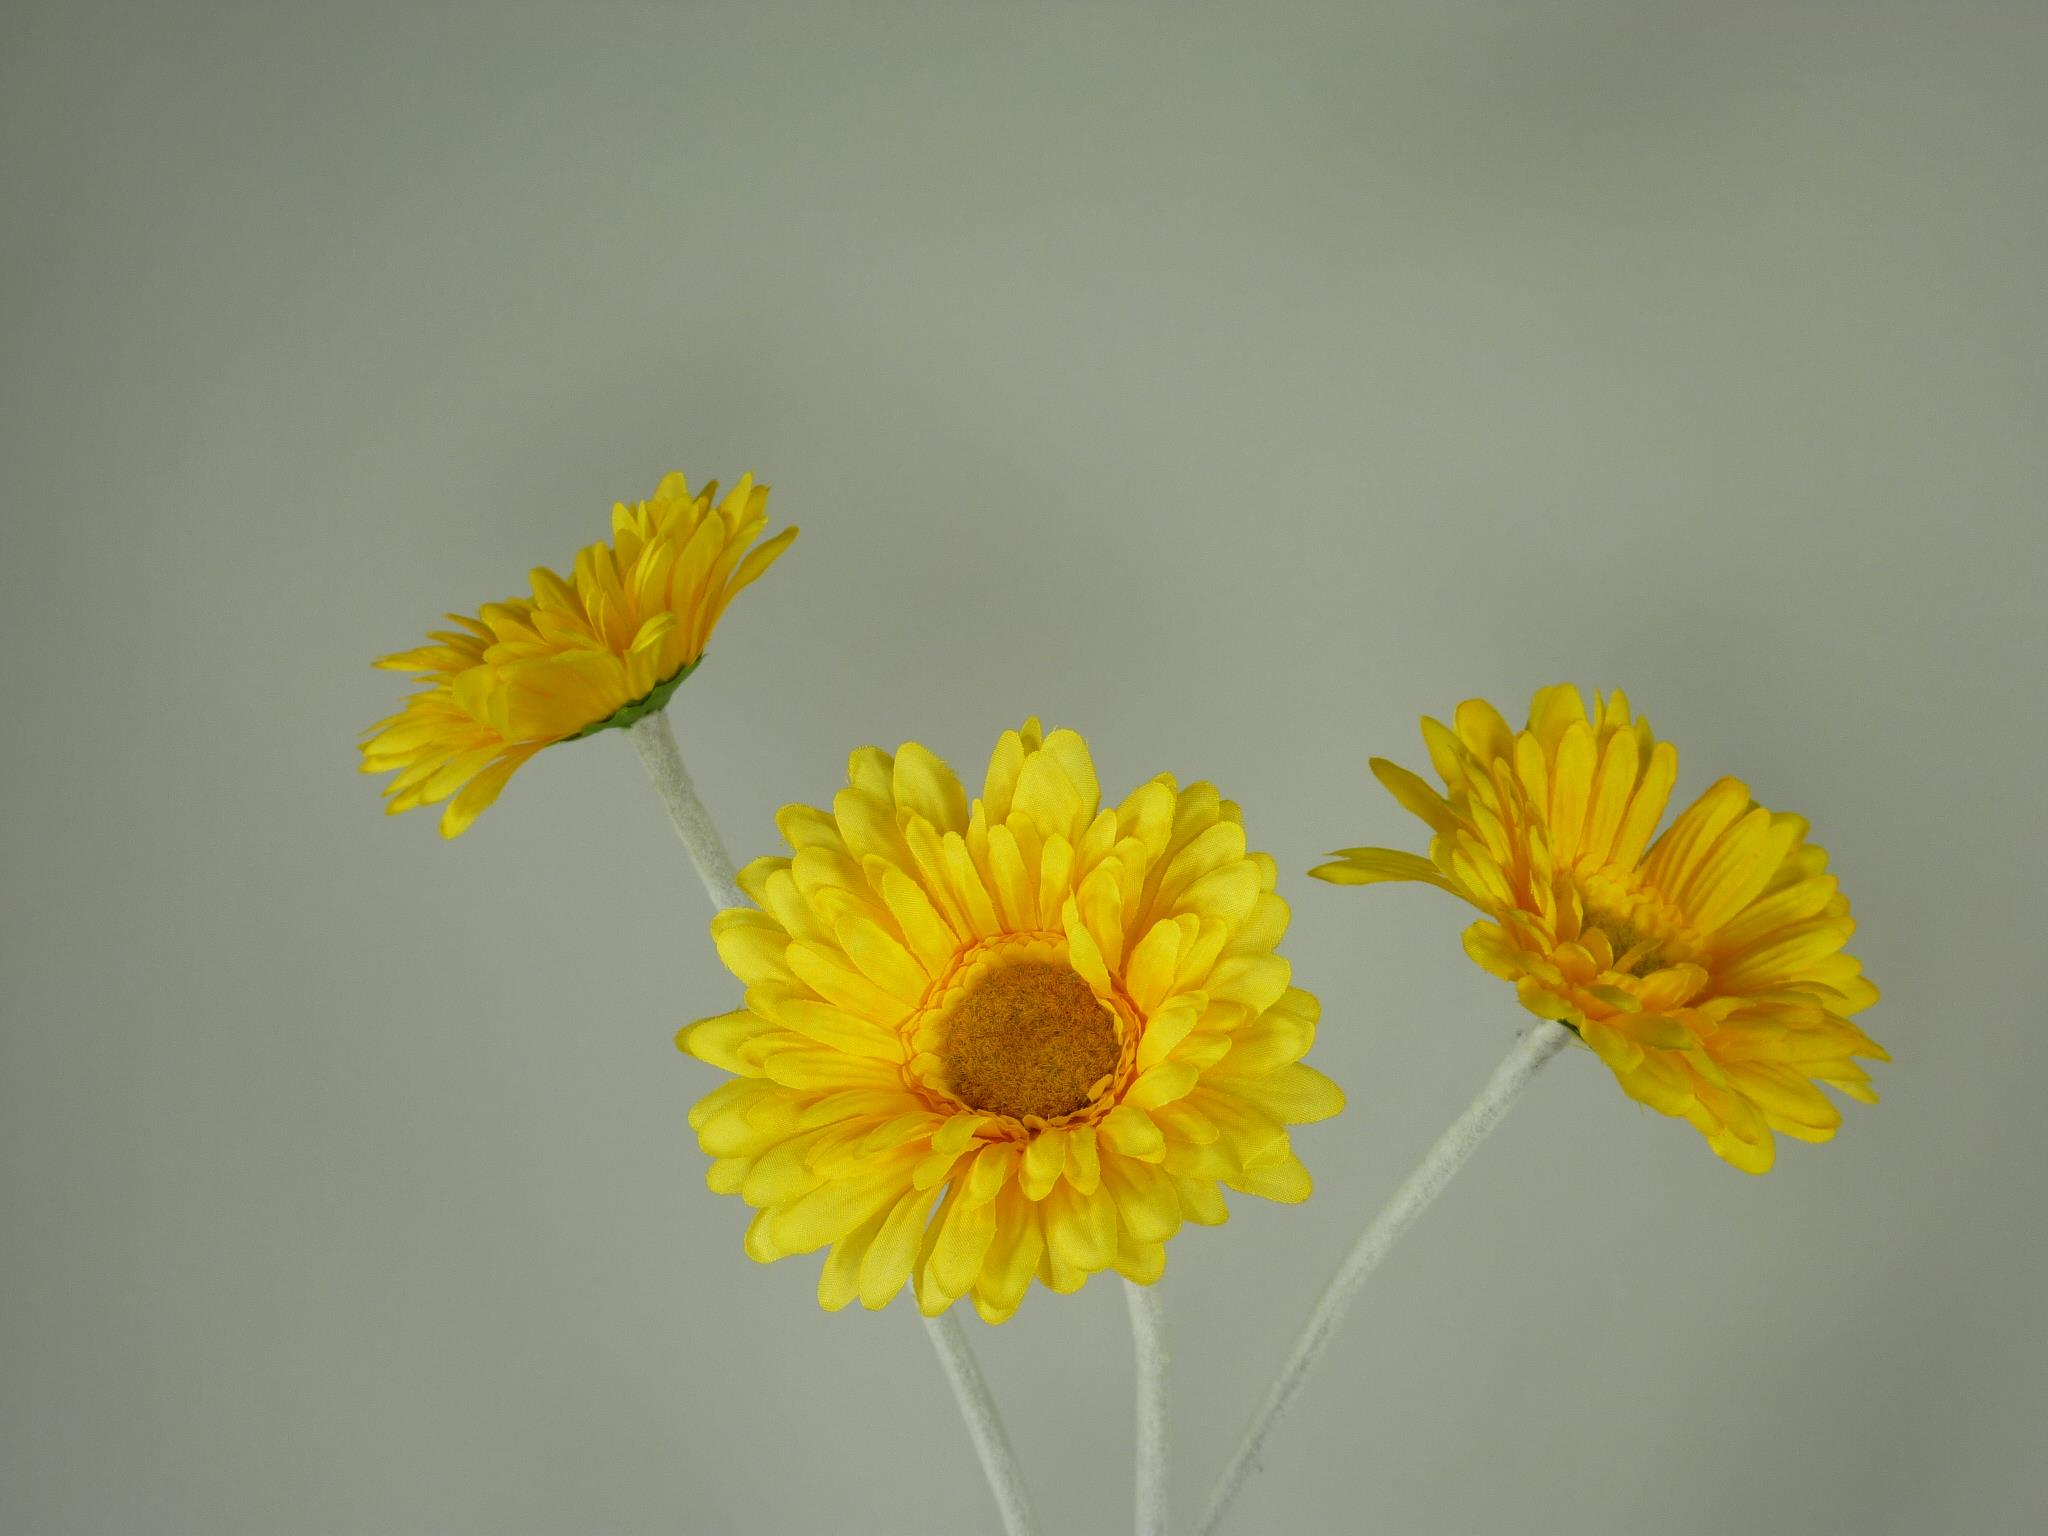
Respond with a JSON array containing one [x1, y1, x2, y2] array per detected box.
[[939, 962, 1119, 1121], [1586, 910, 1669, 978]]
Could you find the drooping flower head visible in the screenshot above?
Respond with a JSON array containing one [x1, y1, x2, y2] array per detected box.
[[681, 720, 1343, 1322], [360, 473, 796, 836], [1313, 686, 1883, 1174]]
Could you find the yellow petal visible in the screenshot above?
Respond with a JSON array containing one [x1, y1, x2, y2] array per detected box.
[[929, 1188, 1001, 1300], [1371, 758, 1460, 835], [892, 741, 969, 835], [972, 1187, 1043, 1323], [1124, 920, 1183, 1014], [1609, 741, 1678, 871], [1039, 730, 1102, 825], [1173, 1176, 1228, 1226], [677, 1009, 775, 1074], [1310, 847, 1458, 894], [1012, 749, 1086, 843], [1579, 727, 1640, 868], [1230, 1064, 1346, 1125], [818, 1209, 889, 1312], [437, 752, 526, 838], [859, 1185, 940, 1309], [1547, 720, 1596, 868], [1101, 1155, 1181, 1243], [1042, 1180, 1117, 1272], [710, 911, 796, 987], [1112, 1237, 1167, 1286], [1229, 1143, 1312, 1204], [721, 524, 799, 608], [1099, 1104, 1167, 1162], [834, 912, 931, 999], [1644, 777, 1751, 896], [1021, 1128, 1068, 1200], [767, 1159, 916, 1255]]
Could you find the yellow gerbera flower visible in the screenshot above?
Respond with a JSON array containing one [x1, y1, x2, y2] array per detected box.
[[1312, 686, 1884, 1174], [360, 473, 796, 837], [680, 719, 1345, 1322]]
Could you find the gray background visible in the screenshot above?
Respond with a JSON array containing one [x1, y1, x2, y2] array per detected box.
[[4, 3, 2043, 1533]]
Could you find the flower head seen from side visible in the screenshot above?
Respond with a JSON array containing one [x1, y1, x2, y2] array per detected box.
[[680, 719, 1344, 1322], [360, 473, 796, 837], [1312, 686, 1884, 1174]]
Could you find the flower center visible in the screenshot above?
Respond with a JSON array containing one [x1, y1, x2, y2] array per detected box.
[[939, 962, 1120, 1120], [1587, 912, 1667, 977]]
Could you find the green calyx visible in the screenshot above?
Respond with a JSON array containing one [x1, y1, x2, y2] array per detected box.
[[568, 656, 704, 741]]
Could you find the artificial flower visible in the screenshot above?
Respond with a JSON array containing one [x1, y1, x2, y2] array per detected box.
[[1313, 685, 1883, 1173], [681, 719, 1344, 1320], [361, 473, 794, 835]]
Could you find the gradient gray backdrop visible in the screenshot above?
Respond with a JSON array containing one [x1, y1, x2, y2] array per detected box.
[[4, 4, 2044, 1533]]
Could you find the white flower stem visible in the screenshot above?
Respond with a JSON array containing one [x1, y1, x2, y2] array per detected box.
[[1197, 1020, 1575, 1536], [923, 1312, 1043, 1536], [1124, 1279, 1170, 1536], [627, 709, 1038, 1533], [626, 709, 746, 912]]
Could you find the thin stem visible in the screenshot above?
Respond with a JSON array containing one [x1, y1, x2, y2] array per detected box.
[[626, 710, 746, 912], [923, 1313, 1043, 1536], [1197, 1020, 1574, 1536], [1124, 1280, 1170, 1536]]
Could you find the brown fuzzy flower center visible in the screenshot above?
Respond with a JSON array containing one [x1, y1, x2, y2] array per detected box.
[[940, 962, 1119, 1120]]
